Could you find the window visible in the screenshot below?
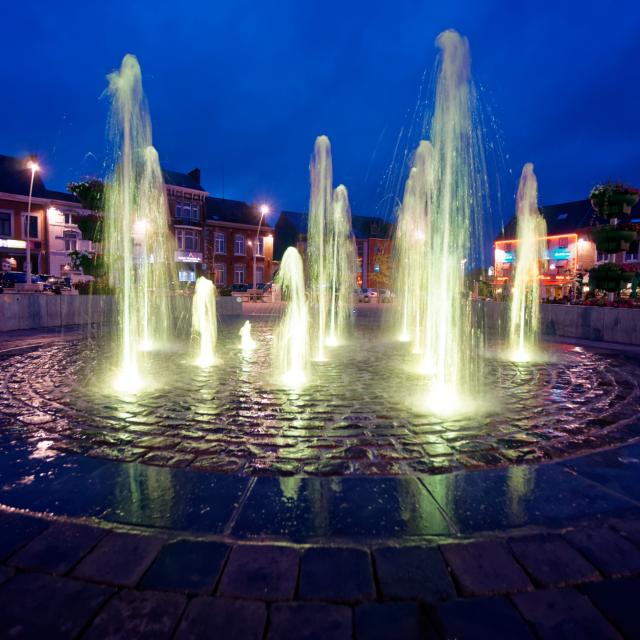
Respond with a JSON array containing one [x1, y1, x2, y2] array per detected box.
[[64, 231, 78, 252], [625, 250, 639, 262], [176, 229, 200, 252], [234, 234, 245, 255], [214, 263, 226, 285], [256, 236, 264, 257], [22, 214, 38, 239], [0, 211, 11, 237], [597, 251, 609, 263], [176, 203, 200, 222], [64, 213, 73, 225], [255, 266, 264, 285], [214, 232, 226, 254], [234, 264, 245, 284], [558, 237, 569, 249]]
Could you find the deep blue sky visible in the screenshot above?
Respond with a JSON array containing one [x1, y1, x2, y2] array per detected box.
[[2, 0, 639, 234]]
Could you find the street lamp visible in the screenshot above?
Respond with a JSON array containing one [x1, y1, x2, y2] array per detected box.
[[25, 159, 40, 286], [253, 204, 269, 297]]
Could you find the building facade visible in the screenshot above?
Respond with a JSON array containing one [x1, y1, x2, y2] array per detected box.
[[205, 197, 274, 287]]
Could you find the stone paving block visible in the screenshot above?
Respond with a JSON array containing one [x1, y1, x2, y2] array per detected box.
[[440, 540, 531, 596], [218, 544, 298, 601], [73, 531, 164, 587], [83, 589, 186, 640], [373, 545, 455, 603], [609, 517, 640, 547], [355, 602, 436, 640], [509, 534, 600, 587], [0, 510, 48, 560], [269, 602, 352, 640], [174, 596, 267, 640], [512, 588, 620, 639], [582, 576, 640, 639], [0, 572, 113, 639], [8, 522, 106, 574], [299, 546, 375, 603], [141, 538, 229, 593], [564, 526, 640, 577], [432, 595, 535, 640]]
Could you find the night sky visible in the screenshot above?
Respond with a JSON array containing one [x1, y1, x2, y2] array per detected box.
[[2, 0, 639, 237]]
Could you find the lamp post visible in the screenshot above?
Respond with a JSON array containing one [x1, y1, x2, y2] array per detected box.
[[25, 159, 39, 286], [253, 204, 269, 297]]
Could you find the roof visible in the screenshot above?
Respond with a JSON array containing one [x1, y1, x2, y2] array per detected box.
[[206, 196, 274, 228], [44, 189, 81, 205], [0, 154, 49, 198], [162, 168, 205, 192], [497, 198, 640, 241]]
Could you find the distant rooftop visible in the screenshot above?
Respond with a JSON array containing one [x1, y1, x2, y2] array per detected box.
[[206, 196, 273, 228], [162, 168, 205, 192]]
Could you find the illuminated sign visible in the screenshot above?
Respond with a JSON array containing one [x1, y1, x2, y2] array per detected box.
[[502, 251, 514, 263], [551, 248, 572, 260], [374, 263, 380, 273], [174, 251, 202, 263], [0, 239, 27, 250]]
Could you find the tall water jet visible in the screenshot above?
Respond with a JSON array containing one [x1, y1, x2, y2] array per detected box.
[[239, 320, 256, 350], [393, 141, 434, 352], [422, 30, 486, 412], [508, 163, 547, 361], [104, 54, 175, 391], [273, 247, 310, 386], [326, 185, 356, 346], [191, 276, 217, 367], [307, 136, 332, 361]]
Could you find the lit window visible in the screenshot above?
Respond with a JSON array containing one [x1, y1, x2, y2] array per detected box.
[[214, 232, 225, 254], [214, 263, 226, 285], [234, 234, 245, 255], [558, 237, 568, 249], [256, 236, 264, 257], [234, 264, 245, 284]]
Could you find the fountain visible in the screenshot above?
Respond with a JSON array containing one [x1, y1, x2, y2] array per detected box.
[[273, 247, 310, 386], [104, 54, 175, 391], [306, 136, 356, 357], [239, 320, 256, 350], [393, 141, 433, 352], [508, 163, 547, 361], [421, 30, 487, 413], [192, 276, 217, 367]]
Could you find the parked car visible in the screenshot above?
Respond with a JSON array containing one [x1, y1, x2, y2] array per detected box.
[[0, 271, 41, 288], [43, 276, 72, 294], [358, 287, 378, 303], [231, 283, 250, 293]]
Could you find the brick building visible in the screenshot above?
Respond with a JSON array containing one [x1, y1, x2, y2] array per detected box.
[[205, 197, 274, 287]]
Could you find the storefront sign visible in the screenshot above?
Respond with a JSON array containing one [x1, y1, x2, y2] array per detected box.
[[0, 239, 27, 249], [174, 251, 202, 263]]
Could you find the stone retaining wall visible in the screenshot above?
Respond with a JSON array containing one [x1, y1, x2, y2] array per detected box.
[[0, 294, 241, 332], [480, 300, 640, 345]]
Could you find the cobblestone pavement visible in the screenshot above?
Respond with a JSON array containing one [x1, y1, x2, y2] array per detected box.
[[1, 507, 640, 638]]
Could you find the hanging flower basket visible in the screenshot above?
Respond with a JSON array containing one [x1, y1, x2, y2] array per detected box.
[[588, 263, 633, 293], [590, 183, 640, 220], [590, 226, 637, 253]]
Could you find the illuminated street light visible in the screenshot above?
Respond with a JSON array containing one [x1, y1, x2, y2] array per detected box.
[[25, 159, 40, 287]]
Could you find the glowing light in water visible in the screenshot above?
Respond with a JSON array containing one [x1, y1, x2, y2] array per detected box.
[[307, 136, 356, 359], [104, 54, 175, 391], [508, 163, 547, 362], [273, 247, 310, 386], [393, 141, 433, 351], [420, 30, 488, 412], [239, 320, 256, 350], [192, 276, 217, 367]]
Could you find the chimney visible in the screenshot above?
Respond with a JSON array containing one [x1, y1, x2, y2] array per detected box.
[[188, 168, 201, 186]]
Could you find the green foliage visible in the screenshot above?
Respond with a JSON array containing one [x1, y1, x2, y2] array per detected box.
[[68, 251, 106, 278], [74, 278, 115, 295], [590, 182, 640, 220], [67, 178, 105, 212], [588, 262, 634, 294]]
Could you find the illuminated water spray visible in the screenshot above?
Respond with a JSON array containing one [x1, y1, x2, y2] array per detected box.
[[239, 320, 256, 350], [422, 30, 487, 413], [104, 54, 175, 392], [307, 136, 355, 357], [192, 276, 217, 367], [508, 163, 547, 361], [393, 141, 433, 352], [273, 247, 310, 385]]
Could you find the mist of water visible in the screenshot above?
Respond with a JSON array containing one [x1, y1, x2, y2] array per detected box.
[[104, 54, 175, 392], [273, 247, 310, 385], [239, 320, 256, 350], [508, 163, 547, 361], [192, 276, 217, 367]]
